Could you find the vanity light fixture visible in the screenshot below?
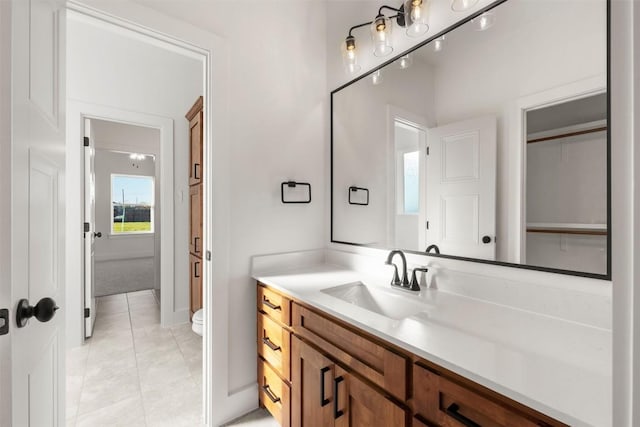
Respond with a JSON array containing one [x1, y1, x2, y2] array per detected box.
[[372, 70, 384, 85], [450, 0, 478, 12], [398, 54, 413, 69], [129, 153, 145, 161], [433, 35, 446, 52], [341, 1, 432, 74], [473, 11, 496, 31]]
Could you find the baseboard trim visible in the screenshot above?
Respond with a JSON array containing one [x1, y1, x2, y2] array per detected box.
[[95, 253, 155, 262]]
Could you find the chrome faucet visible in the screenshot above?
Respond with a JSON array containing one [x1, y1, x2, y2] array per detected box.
[[385, 250, 409, 289]]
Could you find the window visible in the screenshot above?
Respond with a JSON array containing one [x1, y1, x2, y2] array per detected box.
[[394, 119, 423, 215], [111, 174, 154, 234], [402, 151, 420, 214]]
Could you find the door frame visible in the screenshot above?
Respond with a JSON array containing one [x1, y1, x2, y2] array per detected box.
[[67, 101, 174, 343], [386, 105, 429, 250], [510, 75, 607, 264], [65, 1, 231, 424]]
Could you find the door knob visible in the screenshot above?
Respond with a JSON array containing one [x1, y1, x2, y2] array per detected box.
[[94, 232, 102, 238], [16, 297, 59, 328], [482, 235, 492, 244]]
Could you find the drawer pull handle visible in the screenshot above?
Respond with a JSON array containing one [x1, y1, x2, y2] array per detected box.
[[262, 385, 281, 404], [320, 367, 331, 407], [445, 403, 481, 427], [263, 297, 281, 311], [333, 376, 344, 419], [262, 337, 281, 352]]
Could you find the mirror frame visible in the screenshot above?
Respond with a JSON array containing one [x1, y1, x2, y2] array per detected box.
[[330, 0, 611, 280]]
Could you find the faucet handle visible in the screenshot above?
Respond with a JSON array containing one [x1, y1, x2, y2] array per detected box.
[[409, 267, 429, 291], [385, 261, 401, 286]]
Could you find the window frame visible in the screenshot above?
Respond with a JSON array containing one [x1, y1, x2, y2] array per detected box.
[[110, 173, 155, 236]]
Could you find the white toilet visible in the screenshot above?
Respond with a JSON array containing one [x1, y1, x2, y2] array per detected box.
[[192, 309, 204, 336]]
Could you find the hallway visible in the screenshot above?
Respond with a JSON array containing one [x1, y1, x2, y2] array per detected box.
[[66, 290, 203, 426]]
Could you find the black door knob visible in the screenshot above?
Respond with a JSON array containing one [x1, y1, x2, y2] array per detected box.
[[16, 297, 59, 328], [482, 235, 492, 244], [94, 232, 102, 238]]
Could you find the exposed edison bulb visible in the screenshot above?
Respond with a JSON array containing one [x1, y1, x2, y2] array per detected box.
[[450, 0, 478, 12], [474, 11, 496, 31], [342, 35, 361, 74], [405, 0, 429, 37], [371, 15, 393, 57], [398, 54, 413, 69], [434, 35, 445, 52], [372, 70, 383, 85]]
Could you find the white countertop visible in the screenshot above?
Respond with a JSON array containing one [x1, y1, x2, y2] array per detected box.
[[254, 263, 611, 427]]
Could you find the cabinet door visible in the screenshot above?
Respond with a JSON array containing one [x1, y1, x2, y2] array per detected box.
[[189, 109, 203, 186], [334, 366, 408, 427], [189, 254, 202, 317], [189, 184, 202, 256], [291, 336, 334, 427]]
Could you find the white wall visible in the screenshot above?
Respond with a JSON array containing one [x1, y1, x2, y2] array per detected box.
[[66, 13, 202, 343]]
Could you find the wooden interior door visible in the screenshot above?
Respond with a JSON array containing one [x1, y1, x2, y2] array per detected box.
[[426, 115, 497, 260], [333, 366, 407, 427], [9, 0, 66, 424], [291, 336, 335, 427]]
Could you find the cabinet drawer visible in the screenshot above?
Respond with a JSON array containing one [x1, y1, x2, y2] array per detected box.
[[292, 303, 408, 401], [258, 284, 291, 326], [413, 363, 565, 427], [259, 357, 290, 427], [257, 312, 290, 380]]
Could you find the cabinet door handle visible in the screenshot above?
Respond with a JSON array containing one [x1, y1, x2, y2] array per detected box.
[[194, 236, 200, 253], [333, 376, 344, 419], [262, 385, 281, 404], [445, 403, 481, 427], [262, 336, 281, 352], [194, 163, 200, 180], [320, 367, 330, 407], [194, 261, 200, 278], [262, 297, 281, 311]]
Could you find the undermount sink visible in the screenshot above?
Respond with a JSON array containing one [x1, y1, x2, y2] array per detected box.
[[320, 282, 428, 320]]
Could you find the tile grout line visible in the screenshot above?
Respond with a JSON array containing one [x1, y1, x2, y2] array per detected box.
[[127, 292, 149, 427]]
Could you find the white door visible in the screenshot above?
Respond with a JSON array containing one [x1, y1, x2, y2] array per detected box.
[[1, 0, 66, 425], [84, 119, 97, 337], [426, 116, 497, 260]]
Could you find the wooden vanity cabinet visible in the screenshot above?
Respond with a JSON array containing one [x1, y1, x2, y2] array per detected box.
[[257, 282, 566, 427], [291, 336, 408, 427], [186, 96, 204, 319], [412, 362, 566, 427], [257, 284, 293, 427]]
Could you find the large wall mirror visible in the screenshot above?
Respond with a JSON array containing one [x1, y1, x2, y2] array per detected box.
[[331, 0, 609, 279]]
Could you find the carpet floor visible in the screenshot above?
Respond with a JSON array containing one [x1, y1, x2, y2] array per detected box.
[[95, 257, 156, 297]]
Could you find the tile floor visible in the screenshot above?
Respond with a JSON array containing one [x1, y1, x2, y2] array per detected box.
[[66, 290, 203, 427]]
